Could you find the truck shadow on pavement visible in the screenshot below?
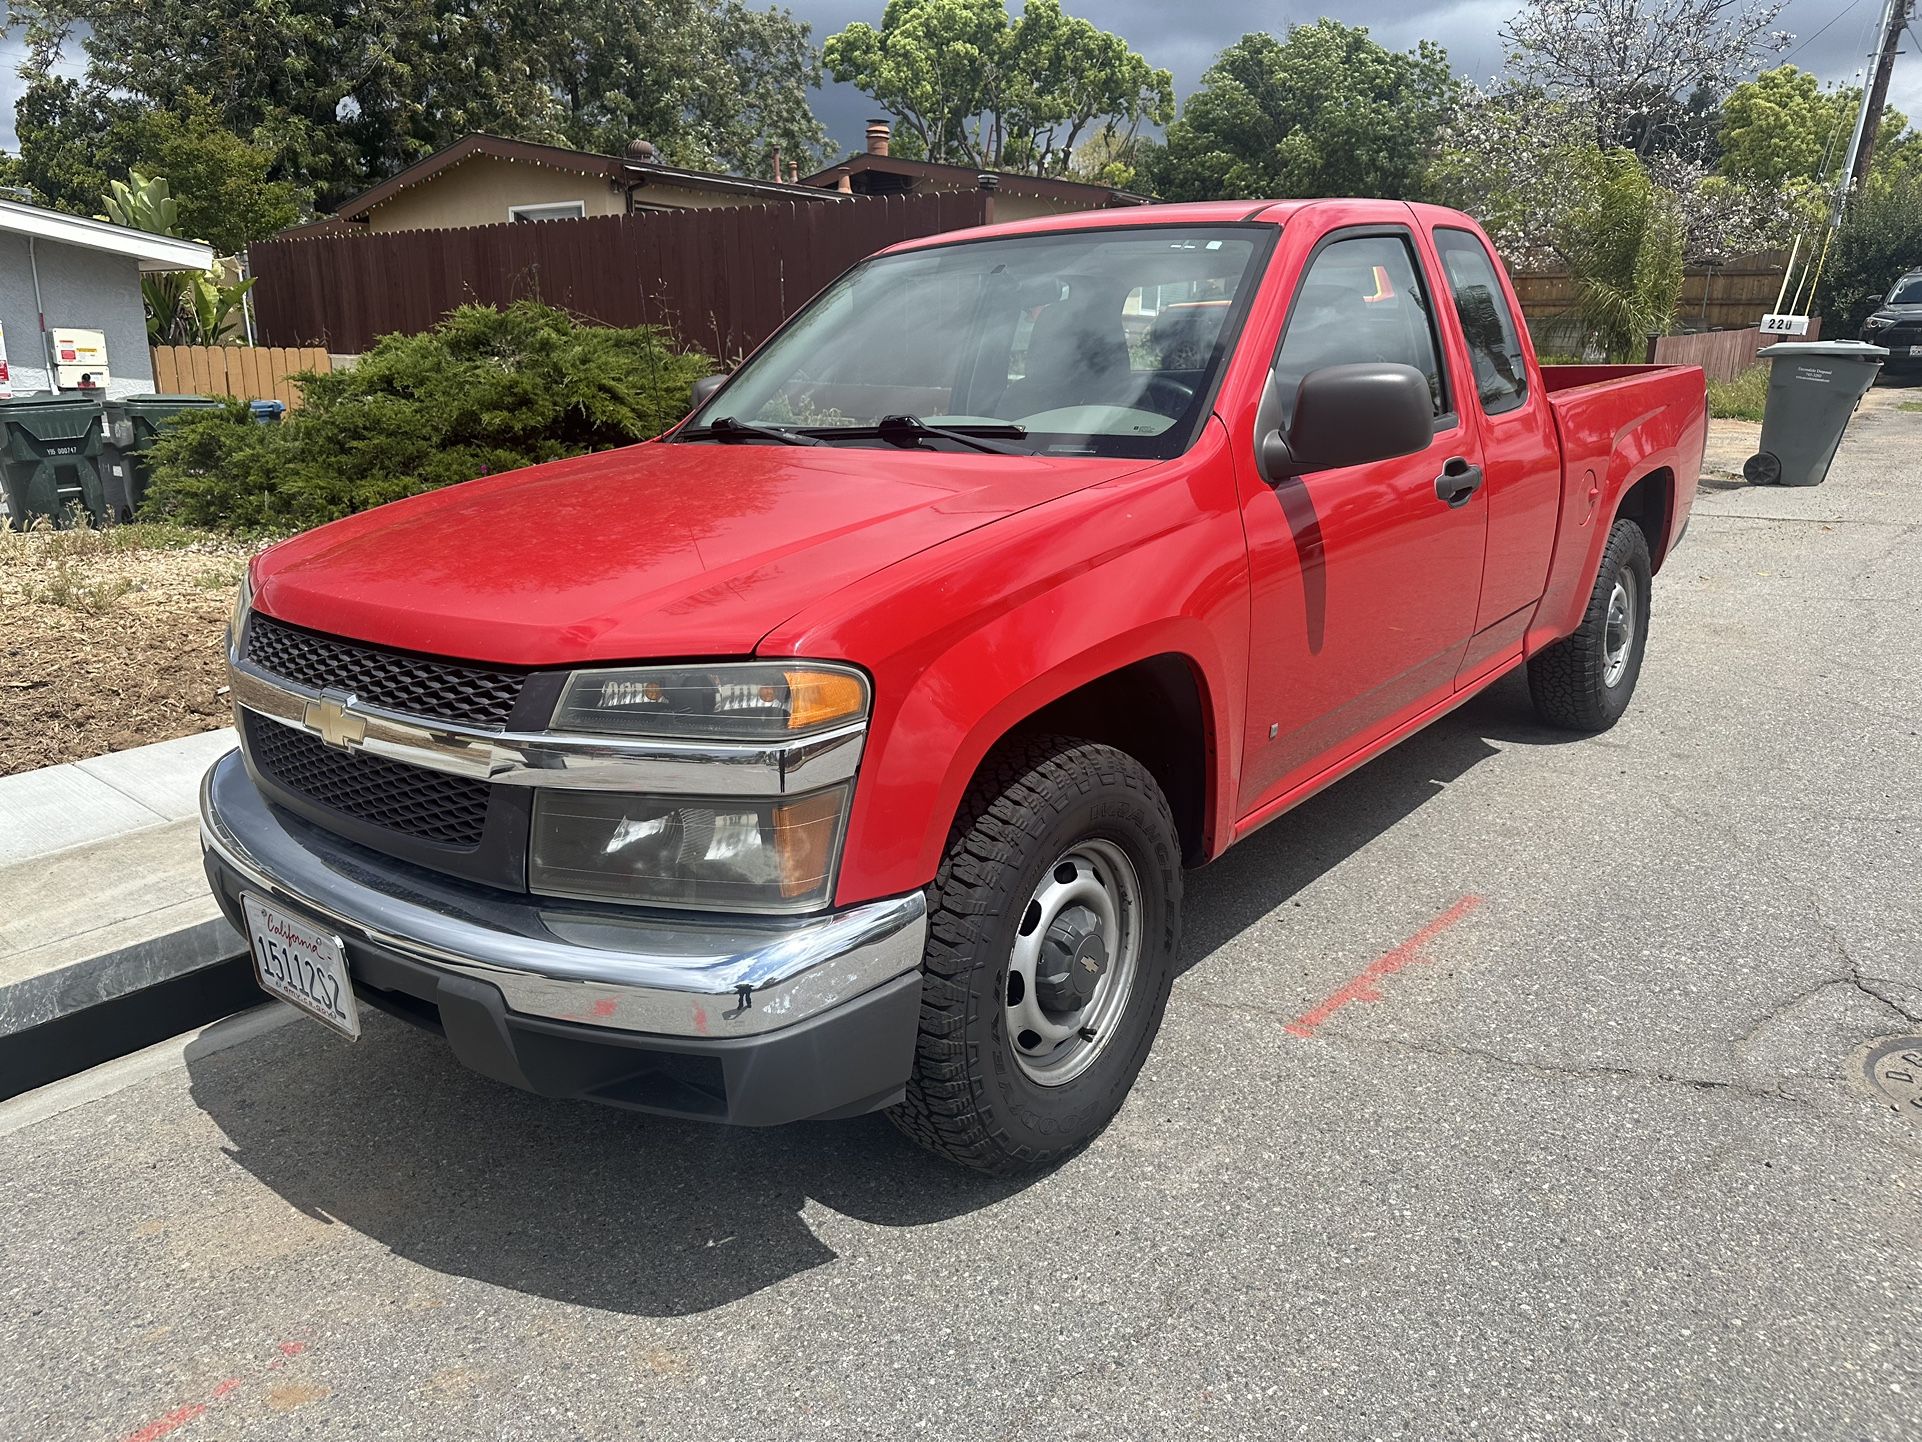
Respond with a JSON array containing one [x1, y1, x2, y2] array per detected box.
[[184, 671, 1566, 1317]]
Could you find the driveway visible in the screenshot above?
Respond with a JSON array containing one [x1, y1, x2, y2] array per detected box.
[[4, 385, 1919, 1441]]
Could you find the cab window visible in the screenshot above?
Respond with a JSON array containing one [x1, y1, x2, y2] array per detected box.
[[1434, 228, 1529, 415], [1272, 233, 1449, 427]]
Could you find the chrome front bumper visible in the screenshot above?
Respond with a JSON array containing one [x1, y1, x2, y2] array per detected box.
[[199, 749, 927, 1040]]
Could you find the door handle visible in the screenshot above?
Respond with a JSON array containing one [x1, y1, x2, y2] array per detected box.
[[1434, 456, 1484, 508]]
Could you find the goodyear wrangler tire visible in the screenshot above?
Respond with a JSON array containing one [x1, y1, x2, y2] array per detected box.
[[888, 734, 1181, 1175], [1527, 517, 1653, 732]]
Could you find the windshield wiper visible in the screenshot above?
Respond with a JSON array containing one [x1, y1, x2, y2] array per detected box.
[[804, 415, 1029, 455], [676, 416, 825, 447]]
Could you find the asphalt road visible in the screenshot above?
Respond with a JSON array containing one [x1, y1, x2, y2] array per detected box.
[[5, 383, 1921, 1442]]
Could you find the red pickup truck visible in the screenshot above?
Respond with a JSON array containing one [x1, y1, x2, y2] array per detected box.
[[202, 199, 1705, 1174]]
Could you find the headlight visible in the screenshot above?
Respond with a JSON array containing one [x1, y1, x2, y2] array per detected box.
[[551, 662, 867, 741], [1865, 316, 1891, 329], [529, 786, 849, 912], [228, 567, 254, 660]]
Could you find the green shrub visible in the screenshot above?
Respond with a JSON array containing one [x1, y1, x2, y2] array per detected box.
[[142, 302, 714, 532], [1707, 364, 1770, 422], [1816, 167, 1922, 338]]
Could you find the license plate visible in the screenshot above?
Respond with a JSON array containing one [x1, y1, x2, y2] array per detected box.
[[243, 893, 360, 1039]]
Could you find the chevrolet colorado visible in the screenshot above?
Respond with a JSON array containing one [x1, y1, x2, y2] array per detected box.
[[201, 199, 1707, 1174]]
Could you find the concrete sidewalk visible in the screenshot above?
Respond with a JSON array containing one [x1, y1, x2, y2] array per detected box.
[[0, 728, 241, 1042]]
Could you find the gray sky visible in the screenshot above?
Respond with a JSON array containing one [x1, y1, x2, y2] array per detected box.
[[2, 0, 1916, 166]]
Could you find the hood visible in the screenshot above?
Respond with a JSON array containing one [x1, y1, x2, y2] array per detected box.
[[253, 440, 1148, 666]]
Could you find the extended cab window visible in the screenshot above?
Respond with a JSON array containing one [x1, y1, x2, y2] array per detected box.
[[682, 225, 1268, 459], [1435, 228, 1529, 415]]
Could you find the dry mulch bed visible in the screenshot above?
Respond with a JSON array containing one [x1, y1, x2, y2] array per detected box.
[[1, 523, 263, 775]]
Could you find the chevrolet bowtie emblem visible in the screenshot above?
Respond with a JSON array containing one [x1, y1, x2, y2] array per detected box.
[[304, 690, 366, 750]]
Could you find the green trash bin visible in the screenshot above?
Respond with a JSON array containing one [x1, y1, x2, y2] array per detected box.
[[0, 394, 108, 530], [102, 394, 226, 520], [1742, 340, 1889, 487]]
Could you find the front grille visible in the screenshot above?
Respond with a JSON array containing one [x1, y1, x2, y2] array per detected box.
[[246, 614, 526, 729], [245, 713, 490, 848]]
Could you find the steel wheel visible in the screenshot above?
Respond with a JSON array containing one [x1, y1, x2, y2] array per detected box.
[[1602, 570, 1637, 688], [1004, 838, 1143, 1086]]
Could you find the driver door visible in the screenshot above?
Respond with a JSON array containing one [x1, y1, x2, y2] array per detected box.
[[1236, 226, 1489, 815]]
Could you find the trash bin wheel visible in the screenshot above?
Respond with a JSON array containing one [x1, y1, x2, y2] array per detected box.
[[1742, 451, 1782, 486]]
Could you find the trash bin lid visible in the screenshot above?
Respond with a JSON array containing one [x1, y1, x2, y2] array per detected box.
[[1757, 339, 1890, 359], [120, 393, 226, 411], [0, 393, 106, 409]]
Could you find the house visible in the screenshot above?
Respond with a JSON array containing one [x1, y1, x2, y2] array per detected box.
[[305, 133, 847, 236], [0, 196, 213, 398], [799, 120, 1152, 222]]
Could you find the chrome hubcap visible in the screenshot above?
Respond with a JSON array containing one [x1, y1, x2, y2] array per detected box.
[[1602, 572, 1636, 688], [1005, 839, 1142, 1086]]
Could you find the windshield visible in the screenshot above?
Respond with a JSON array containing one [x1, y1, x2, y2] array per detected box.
[[1886, 277, 1922, 306], [680, 224, 1269, 459]]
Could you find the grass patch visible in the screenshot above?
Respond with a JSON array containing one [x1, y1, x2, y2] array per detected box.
[[36, 520, 217, 556], [1707, 365, 1770, 422], [1898, 400, 1922, 413], [28, 561, 139, 614]]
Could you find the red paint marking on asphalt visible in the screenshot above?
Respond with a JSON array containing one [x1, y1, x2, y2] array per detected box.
[[691, 1003, 709, 1035], [119, 1342, 310, 1442], [1285, 895, 1484, 1039], [122, 1403, 210, 1442], [589, 998, 618, 1019]]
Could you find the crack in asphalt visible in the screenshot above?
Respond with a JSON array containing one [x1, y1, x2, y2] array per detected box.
[[1314, 1031, 1823, 1109]]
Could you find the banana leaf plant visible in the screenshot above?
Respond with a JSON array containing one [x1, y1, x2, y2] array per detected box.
[[100, 170, 255, 345]]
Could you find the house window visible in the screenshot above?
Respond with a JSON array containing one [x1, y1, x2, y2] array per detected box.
[[508, 201, 586, 223]]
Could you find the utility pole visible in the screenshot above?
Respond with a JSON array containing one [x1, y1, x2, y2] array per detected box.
[[1847, 0, 1913, 189]]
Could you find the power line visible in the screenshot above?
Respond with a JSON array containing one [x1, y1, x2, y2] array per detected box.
[[1780, 0, 1869, 64]]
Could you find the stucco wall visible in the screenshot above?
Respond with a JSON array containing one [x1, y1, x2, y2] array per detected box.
[[360, 156, 628, 232], [359, 155, 811, 231], [0, 232, 156, 399]]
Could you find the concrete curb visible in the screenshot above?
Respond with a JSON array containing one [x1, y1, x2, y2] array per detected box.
[[0, 728, 253, 1091]]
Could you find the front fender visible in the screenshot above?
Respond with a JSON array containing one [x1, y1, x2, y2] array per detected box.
[[761, 427, 1251, 905]]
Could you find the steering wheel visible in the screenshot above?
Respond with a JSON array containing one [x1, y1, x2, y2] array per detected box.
[[1139, 374, 1196, 417]]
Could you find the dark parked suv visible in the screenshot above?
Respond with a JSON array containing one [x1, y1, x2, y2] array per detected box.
[[1862, 269, 1922, 373]]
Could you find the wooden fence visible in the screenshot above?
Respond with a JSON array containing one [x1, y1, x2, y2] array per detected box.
[[246, 191, 996, 359], [1646, 322, 1822, 383], [1511, 251, 1794, 334], [150, 345, 332, 409]]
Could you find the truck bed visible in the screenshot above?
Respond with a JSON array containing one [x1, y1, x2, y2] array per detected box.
[[1528, 361, 1709, 653]]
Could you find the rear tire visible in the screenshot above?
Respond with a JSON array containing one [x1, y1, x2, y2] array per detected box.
[[1527, 517, 1652, 732], [888, 735, 1181, 1175]]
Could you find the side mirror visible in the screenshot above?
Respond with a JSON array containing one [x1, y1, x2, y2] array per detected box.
[[1258, 363, 1434, 483], [689, 373, 728, 411]]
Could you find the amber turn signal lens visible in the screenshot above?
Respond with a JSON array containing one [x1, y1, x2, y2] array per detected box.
[[773, 788, 848, 897], [783, 669, 866, 731]]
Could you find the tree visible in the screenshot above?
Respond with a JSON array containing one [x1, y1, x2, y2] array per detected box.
[[1815, 166, 1922, 335], [12, 83, 306, 252], [11, 0, 831, 210], [1502, 0, 1792, 155], [1143, 23, 1460, 203], [1719, 65, 1913, 187], [1430, 83, 1788, 268], [823, 0, 1174, 174], [1558, 151, 1685, 358]]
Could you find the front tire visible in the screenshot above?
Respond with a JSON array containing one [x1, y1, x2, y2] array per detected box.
[[1527, 517, 1652, 732], [888, 735, 1181, 1175]]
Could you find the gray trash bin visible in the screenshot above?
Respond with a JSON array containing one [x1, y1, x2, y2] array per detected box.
[[1742, 340, 1889, 487]]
